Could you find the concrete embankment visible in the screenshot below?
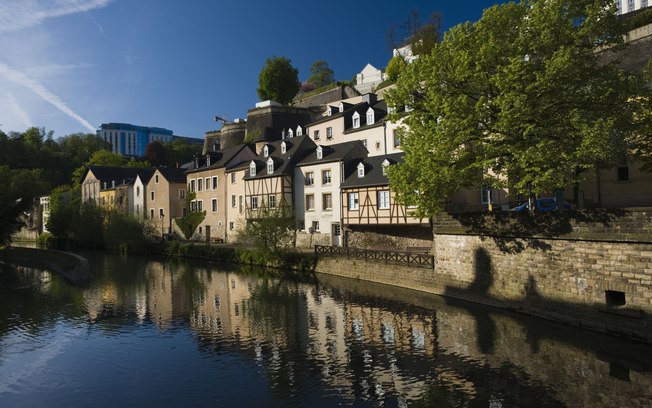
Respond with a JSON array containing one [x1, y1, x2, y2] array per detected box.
[[0, 247, 91, 286]]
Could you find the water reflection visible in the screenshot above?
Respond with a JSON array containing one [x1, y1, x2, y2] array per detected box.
[[1, 253, 651, 407]]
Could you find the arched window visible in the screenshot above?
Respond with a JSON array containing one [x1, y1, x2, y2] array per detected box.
[[266, 158, 274, 175], [366, 107, 375, 125], [352, 112, 361, 129], [281, 141, 287, 154], [357, 162, 365, 178]]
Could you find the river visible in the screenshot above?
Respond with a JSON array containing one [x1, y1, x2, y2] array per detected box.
[[0, 251, 650, 407]]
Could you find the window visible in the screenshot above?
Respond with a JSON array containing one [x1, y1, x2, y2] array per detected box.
[[366, 108, 375, 125], [267, 158, 274, 174], [322, 169, 331, 185], [229, 221, 234, 231], [198, 178, 203, 192], [231, 194, 236, 208], [375, 141, 381, 150], [268, 195, 276, 208], [212, 176, 218, 190], [205, 178, 210, 190], [155, 175, 160, 186], [190, 179, 196, 192], [628, 0, 635, 12], [617, 164, 630, 182], [239, 196, 243, 213], [231, 173, 236, 183], [311, 221, 319, 232], [211, 198, 217, 212], [352, 112, 360, 129], [288, 129, 294, 138], [191, 200, 197, 212], [314, 130, 320, 140], [281, 141, 287, 154], [362, 139, 367, 147], [251, 196, 258, 209], [159, 208, 164, 218], [322, 193, 332, 210], [393, 130, 401, 147], [316, 146, 323, 159], [357, 162, 365, 178], [197, 200, 203, 212], [150, 191, 155, 201], [150, 208, 155, 219], [480, 185, 493, 204], [305, 172, 314, 186], [348, 192, 359, 210], [263, 145, 269, 157], [643, 0, 648, 8], [382, 159, 390, 176], [179, 189, 186, 199], [296, 126, 302, 136], [249, 161, 257, 177], [378, 191, 390, 209], [206, 155, 211, 166], [306, 194, 315, 210], [326, 127, 333, 139], [136, 186, 140, 197], [326, 106, 333, 116]]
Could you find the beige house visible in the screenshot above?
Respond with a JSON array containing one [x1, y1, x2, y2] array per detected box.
[[225, 164, 249, 243], [185, 144, 257, 242], [146, 167, 187, 238]]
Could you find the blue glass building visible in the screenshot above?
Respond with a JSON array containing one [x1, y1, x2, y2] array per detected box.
[[97, 123, 175, 157]]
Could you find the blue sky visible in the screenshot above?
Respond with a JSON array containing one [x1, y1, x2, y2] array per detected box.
[[0, 0, 504, 139]]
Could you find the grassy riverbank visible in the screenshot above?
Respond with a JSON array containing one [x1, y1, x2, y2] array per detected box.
[[0, 246, 91, 285]]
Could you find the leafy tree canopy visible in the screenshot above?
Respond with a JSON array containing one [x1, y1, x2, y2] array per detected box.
[[386, 56, 407, 82], [307, 60, 335, 88], [387, 0, 652, 217], [144, 141, 168, 167], [257, 56, 300, 105], [175, 191, 206, 240]]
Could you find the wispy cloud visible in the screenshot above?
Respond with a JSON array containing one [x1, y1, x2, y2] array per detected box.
[[4, 92, 33, 129], [0, 61, 96, 132], [0, 0, 113, 33], [26, 63, 95, 78]]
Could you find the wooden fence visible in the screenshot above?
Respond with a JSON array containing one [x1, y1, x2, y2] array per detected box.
[[314, 245, 434, 269]]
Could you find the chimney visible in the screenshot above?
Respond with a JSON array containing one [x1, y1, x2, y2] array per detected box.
[[362, 93, 377, 106]]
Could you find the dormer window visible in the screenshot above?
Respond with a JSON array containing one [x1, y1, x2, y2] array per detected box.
[[338, 102, 344, 112], [282, 129, 286, 139], [296, 126, 302, 136], [249, 161, 257, 177], [288, 129, 294, 138], [316, 146, 323, 159], [266, 158, 274, 175], [206, 155, 211, 166], [352, 112, 360, 129], [326, 106, 332, 116], [263, 145, 269, 157], [357, 162, 365, 178], [366, 107, 375, 125], [281, 141, 287, 154], [382, 159, 390, 175]]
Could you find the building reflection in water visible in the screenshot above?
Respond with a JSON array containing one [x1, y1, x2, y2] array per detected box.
[[75, 259, 652, 407]]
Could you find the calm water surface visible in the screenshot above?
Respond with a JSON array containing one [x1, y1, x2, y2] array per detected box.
[[0, 252, 650, 407]]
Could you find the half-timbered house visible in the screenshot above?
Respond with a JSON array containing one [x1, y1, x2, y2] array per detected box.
[[243, 135, 316, 221]]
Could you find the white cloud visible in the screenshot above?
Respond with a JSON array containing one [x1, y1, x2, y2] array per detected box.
[[0, 0, 113, 34], [3, 92, 34, 129], [0, 61, 96, 132]]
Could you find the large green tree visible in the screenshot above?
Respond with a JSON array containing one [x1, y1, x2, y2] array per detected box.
[[307, 60, 334, 88], [387, 0, 651, 217], [257, 56, 300, 105]]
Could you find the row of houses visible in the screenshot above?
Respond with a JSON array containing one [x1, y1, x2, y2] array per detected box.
[[81, 87, 652, 247]]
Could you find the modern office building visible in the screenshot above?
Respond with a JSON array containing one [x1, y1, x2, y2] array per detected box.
[[97, 123, 202, 157]]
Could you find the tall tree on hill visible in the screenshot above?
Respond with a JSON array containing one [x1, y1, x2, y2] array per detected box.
[[386, 0, 652, 217], [307, 60, 335, 88], [257, 56, 300, 105], [387, 9, 442, 57]]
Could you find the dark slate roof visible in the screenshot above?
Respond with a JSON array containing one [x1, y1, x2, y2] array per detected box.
[[244, 135, 317, 180], [342, 99, 388, 134], [296, 140, 367, 167], [307, 101, 361, 127], [87, 166, 155, 187], [341, 153, 404, 189], [186, 144, 255, 174], [158, 167, 187, 183]]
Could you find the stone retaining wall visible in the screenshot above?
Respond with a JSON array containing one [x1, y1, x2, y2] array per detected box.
[[315, 209, 652, 341]]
